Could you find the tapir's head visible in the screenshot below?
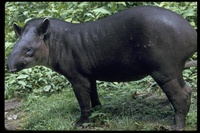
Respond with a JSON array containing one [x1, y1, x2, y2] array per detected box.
[[7, 18, 50, 72]]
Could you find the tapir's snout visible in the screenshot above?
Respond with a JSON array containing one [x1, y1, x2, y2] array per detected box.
[[7, 58, 18, 72], [7, 60, 25, 73], [7, 52, 25, 72], [7, 64, 17, 72], [7, 62, 20, 72]]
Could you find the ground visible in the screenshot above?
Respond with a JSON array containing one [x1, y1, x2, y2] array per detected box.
[[4, 85, 197, 131], [4, 93, 172, 130], [5, 98, 22, 130]]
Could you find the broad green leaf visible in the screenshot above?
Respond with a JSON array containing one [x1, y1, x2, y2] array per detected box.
[[18, 81, 26, 86], [23, 11, 29, 15], [92, 7, 111, 15], [78, 2, 89, 8], [25, 18, 33, 23], [117, 2, 126, 6], [44, 85, 51, 92], [17, 74, 29, 79]]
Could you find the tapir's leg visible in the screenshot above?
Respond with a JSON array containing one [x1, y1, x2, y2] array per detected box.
[[90, 79, 101, 108], [71, 76, 92, 126], [161, 78, 191, 130], [175, 74, 192, 129], [151, 72, 191, 130]]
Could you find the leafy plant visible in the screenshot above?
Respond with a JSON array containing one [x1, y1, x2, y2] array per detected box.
[[5, 66, 69, 99]]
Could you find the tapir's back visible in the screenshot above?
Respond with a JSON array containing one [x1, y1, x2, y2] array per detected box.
[[127, 6, 197, 60], [96, 5, 197, 52], [80, 6, 197, 81]]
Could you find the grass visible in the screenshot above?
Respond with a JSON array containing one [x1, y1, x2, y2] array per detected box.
[[13, 76, 197, 131]]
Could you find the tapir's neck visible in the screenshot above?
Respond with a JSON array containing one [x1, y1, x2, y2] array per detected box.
[[45, 29, 66, 71], [45, 23, 88, 76]]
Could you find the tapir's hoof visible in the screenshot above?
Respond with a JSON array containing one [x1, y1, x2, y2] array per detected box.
[[73, 118, 90, 127], [170, 125, 184, 131]]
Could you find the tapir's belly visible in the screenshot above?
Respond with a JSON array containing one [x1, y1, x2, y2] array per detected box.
[[92, 63, 149, 82], [96, 74, 148, 82]]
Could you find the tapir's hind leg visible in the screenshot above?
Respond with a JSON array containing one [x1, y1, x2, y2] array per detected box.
[[151, 72, 191, 130]]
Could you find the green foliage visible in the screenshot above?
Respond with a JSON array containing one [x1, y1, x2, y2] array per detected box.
[[5, 2, 197, 100], [5, 66, 69, 99]]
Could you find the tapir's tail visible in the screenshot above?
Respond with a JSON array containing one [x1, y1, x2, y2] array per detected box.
[[184, 60, 197, 69], [183, 29, 197, 69]]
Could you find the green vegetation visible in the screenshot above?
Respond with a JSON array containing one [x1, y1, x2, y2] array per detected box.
[[17, 79, 197, 130], [5, 2, 197, 130]]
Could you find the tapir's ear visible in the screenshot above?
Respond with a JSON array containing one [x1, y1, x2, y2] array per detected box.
[[36, 18, 50, 37], [13, 23, 22, 37]]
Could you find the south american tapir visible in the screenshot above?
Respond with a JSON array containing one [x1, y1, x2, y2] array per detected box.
[[7, 6, 197, 130]]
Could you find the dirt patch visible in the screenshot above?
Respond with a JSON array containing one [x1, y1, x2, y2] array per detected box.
[[5, 98, 22, 130]]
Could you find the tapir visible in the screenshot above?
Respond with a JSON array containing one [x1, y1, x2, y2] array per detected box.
[[7, 6, 197, 130]]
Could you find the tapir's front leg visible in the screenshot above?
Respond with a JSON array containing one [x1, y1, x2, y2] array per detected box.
[[90, 79, 101, 108], [70, 76, 92, 126]]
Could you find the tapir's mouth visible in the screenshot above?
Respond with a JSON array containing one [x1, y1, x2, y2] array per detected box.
[[7, 66, 22, 73], [7, 62, 27, 73], [9, 69, 18, 72]]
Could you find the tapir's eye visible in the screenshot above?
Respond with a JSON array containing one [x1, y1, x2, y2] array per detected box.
[[33, 30, 37, 34], [26, 47, 34, 56]]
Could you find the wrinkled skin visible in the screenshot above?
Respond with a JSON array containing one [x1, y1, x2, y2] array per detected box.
[[7, 6, 197, 130]]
